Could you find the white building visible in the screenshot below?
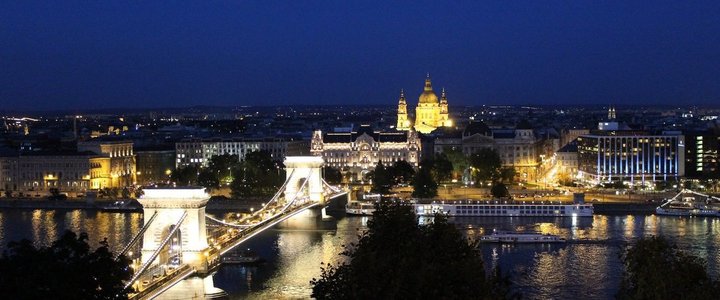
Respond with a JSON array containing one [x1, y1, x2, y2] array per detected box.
[[311, 125, 421, 179], [175, 137, 308, 168]]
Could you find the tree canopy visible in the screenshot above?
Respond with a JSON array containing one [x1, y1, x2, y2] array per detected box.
[[0, 231, 133, 299], [323, 166, 343, 184], [368, 162, 393, 194], [469, 148, 503, 183], [230, 151, 285, 198], [491, 182, 510, 199], [412, 161, 438, 199], [311, 200, 511, 299], [618, 236, 720, 300], [430, 153, 454, 183], [390, 160, 415, 185]]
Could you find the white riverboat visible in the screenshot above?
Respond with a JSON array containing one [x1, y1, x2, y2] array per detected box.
[[655, 190, 720, 217], [479, 231, 566, 244], [414, 201, 593, 217], [345, 201, 376, 216]]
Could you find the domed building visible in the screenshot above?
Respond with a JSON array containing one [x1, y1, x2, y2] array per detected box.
[[396, 74, 451, 134]]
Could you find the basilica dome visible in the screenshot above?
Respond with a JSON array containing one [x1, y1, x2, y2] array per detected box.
[[418, 77, 439, 104]]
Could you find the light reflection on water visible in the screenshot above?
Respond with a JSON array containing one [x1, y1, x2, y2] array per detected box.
[[0, 209, 141, 254], [0, 210, 718, 299]]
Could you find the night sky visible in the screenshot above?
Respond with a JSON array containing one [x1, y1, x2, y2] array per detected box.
[[1, 1, 719, 111]]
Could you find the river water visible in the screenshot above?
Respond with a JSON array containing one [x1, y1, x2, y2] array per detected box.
[[0, 209, 718, 300]]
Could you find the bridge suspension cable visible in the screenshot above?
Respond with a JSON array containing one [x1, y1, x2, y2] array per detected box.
[[119, 211, 158, 258], [124, 211, 188, 290]]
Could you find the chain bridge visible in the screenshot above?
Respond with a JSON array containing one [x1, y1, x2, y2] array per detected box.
[[120, 156, 347, 299]]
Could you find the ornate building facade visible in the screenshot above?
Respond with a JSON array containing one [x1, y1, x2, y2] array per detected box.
[[430, 121, 553, 182], [311, 125, 421, 180], [397, 75, 451, 134]]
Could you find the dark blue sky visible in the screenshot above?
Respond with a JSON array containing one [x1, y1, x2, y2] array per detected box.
[[1, 1, 719, 110]]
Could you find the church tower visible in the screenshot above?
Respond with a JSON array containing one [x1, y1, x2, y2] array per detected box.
[[439, 88, 451, 127], [414, 74, 441, 134], [395, 74, 452, 134], [608, 106, 616, 120], [396, 89, 411, 130]]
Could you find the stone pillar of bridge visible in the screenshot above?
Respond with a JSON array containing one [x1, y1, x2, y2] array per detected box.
[[137, 187, 210, 270], [284, 156, 325, 204]]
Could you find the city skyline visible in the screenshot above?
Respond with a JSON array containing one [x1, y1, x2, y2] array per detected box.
[[2, 1, 720, 110]]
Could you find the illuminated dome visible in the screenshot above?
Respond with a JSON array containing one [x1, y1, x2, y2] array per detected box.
[[418, 76, 439, 104]]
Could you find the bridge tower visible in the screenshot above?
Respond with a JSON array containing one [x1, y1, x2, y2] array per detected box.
[[137, 187, 211, 270], [284, 156, 325, 204]]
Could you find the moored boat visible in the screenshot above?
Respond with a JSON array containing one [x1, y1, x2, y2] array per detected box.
[[655, 190, 720, 217], [345, 201, 376, 216], [221, 248, 264, 265], [479, 230, 566, 244]]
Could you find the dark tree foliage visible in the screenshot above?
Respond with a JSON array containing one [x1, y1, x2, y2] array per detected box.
[[207, 154, 239, 182], [491, 182, 510, 199], [198, 169, 220, 190], [230, 151, 284, 198], [369, 162, 393, 194], [412, 161, 438, 199], [170, 165, 199, 186], [499, 167, 517, 184], [0, 231, 133, 299], [618, 236, 720, 300], [390, 160, 415, 184], [444, 147, 469, 178], [323, 167, 343, 184], [469, 148, 503, 183], [431, 153, 454, 183], [311, 200, 512, 299]]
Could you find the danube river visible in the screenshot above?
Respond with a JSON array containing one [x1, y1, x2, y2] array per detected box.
[[0, 209, 718, 299]]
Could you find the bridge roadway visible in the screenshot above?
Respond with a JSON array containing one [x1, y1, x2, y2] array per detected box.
[[127, 199, 327, 300]]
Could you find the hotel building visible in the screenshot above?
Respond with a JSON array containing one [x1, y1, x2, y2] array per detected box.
[[311, 125, 421, 179], [577, 131, 685, 184]]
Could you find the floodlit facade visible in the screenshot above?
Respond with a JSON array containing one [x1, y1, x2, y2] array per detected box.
[[311, 125, 421, 179], [397, 75, 451, 134], [78, 140, 136, 187], [175, 138, 308, 168], [577, 132, 685, 184]]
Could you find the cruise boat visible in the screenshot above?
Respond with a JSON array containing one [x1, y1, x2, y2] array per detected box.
[[221, 249, 264, 265], [345, 201, 376, 216], [479, 231, 566, 244], [655, 190, 720, 217], [414, 201, 593, 217]]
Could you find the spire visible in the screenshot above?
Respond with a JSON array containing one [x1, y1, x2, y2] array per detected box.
[[424, 74, 433, 92], [398, 89, 406, 103], [440, 87, 447, 103]]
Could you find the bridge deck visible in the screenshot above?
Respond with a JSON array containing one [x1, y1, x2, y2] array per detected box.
[[130, 189, 347, 298]]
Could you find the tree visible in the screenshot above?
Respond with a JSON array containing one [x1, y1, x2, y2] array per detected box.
[[207, 154, 239, 184], [499, 167, 517, 184], [0, 230, 133, 299], [412, 161, 438, 199], [230, 151, 285, 198], [469, 148, 503, 183], [389, 160, 415, 185], [311, 200, 512, 299], [198, 168, 220, 190], [444, 147, 468, 180], [323, 167, 343, 184], [618, 236, 720, 300], [170, 165, 199, 186], [431, 153, 453, 183], [369, 163, 392, 194], [490, 182, 510, 199]]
